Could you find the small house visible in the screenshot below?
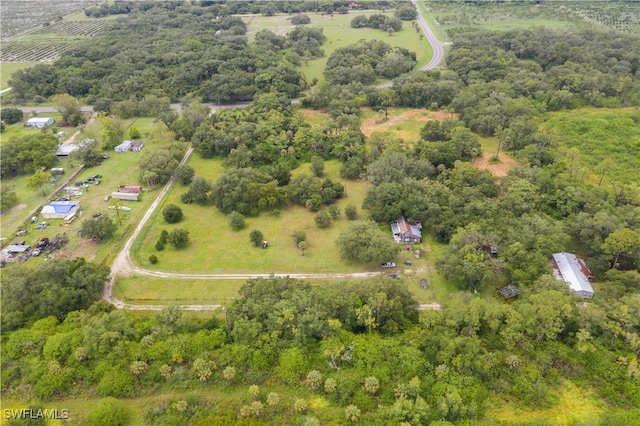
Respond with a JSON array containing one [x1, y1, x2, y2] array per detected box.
[[111, 191, 139, 201], [26, 117, 54, 128], [390, 216, 422, 243], [130, 141, 144, 152], [118, 185, 142, 193], [551, 253, 595, 298], [41, 202, 80, 219], [114, 140, 133, 152]]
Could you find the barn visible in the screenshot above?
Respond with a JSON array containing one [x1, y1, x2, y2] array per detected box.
[[390, 216, 422, 243], [111, 192, 139, 201], [26, 117, 54, 128], [114, 140, 133, 152], [41, 202, 80, 219], [550, 253, 595, 298]]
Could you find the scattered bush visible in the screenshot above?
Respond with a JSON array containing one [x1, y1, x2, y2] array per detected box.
[[168, 229, 190, 248], [163, 204, 183, 223], [292, 231, 307, 245], [149, 255, 158, 264], [0, 107, 24, 124], [328, 204, 341, 219], [228, 211, 246, 231], [345, 204, 358, 220], [87, 397, 131, 426], [175, 165, 195, 185], [291, 14, 311, 25], [315, 211, 332, 228], [250, 229, 264, 247]]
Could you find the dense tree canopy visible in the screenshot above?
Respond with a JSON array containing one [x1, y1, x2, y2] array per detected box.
[[1, 258, 109, 330]]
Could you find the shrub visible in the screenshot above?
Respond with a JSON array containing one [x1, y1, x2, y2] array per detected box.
[[87, 397, 131, 426], [149, 255, 158, 264], [96, 371, 136, 397], [228, 211, 246, 231], [345, 204, 358, 220], [292, 231, 307, 245], [168, 229, 189, 249], [315, 210, 332, 228], [0, 107, 24, 124], [159, 230, 169, 244], [328, 204, 341, 219], [175, 165, 195, 185], [250, 229, 264, 247], [291, 14, 311, 25], [163, 204, 183, 223]]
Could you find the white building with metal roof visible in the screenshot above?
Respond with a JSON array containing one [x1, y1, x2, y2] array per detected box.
[[551, 253, 595, 298]]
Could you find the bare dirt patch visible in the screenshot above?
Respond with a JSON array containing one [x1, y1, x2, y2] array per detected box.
[[360, 109, 454, 142], [6, 203, 27, 215], [472, 152, 518, 177]]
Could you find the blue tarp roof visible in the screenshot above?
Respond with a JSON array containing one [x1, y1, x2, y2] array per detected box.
[[49, 202, 78, 214]]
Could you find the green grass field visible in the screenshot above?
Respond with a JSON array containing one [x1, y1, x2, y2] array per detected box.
[[0, 62, 43, 90], [244, 12, 430, 86], [132, 158, 374, 274]]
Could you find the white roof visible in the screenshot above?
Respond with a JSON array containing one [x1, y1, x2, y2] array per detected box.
[[552, 253, 594, 296], [27, 117, 53, 123]]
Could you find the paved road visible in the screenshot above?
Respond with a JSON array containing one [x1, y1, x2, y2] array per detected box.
[[16, 103, 250, 114], [413, 0, 445, 71]]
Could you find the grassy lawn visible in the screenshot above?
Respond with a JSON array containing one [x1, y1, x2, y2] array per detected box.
[[113, 276, 242, 306], [0, 62, 43, 90], [132, 158, 374, 274], [488, 380, 605, 425], [244, 12, 430, 86]]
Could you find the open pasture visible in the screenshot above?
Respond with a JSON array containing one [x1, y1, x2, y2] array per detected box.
[[245, 11, 430, 85]]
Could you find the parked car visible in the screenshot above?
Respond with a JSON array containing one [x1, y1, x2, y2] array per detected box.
[[94, 180, 102, 185], [93, 174, 102, 179], [381, 262, 396, 269], [388, 273, 401, 279], [75, 181, 84, 187], [56, 196, 71, 201], [102, 153, 110, 159], [16, 230, 28, 236], [32, 249, 41, 256], [84, 178, 94, 184], [31, 216, 38, 223]]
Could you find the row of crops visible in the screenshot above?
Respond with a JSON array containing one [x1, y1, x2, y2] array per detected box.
[[29, 20, 106, 37], [0, 0, 95, 39], [2, 20, 106, 63], [1, 42, 72, 62], [427, 1, 640, 34]]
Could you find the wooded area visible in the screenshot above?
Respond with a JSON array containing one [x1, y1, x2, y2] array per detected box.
[[1, 0, 640, 424]]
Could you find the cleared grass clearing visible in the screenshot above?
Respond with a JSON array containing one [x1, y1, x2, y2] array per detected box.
[[132, 158, 374, 274], [113, 276, 241, 305], [245, 12, 429, 86], [488, 380, 605, 425], [0, 61, 42, 89]]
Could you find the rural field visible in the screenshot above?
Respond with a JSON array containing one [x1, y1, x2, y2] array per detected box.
[[244, 11, 431, 85]]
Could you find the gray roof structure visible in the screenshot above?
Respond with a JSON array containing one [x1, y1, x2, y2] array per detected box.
[[4, 244, 30, 253], [551, 253, 595, 298]]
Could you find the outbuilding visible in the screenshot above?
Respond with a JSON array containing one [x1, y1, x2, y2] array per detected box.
[[551, 253, 595, 298], [111, 191, 139, 201], [41, 202, 80, 219], [118, 185, 142, 193], [114, 140, 133, 152], [26, 117, 54, 128]]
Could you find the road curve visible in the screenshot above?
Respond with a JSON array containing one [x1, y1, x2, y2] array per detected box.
[[413, 0, 445, 71]]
